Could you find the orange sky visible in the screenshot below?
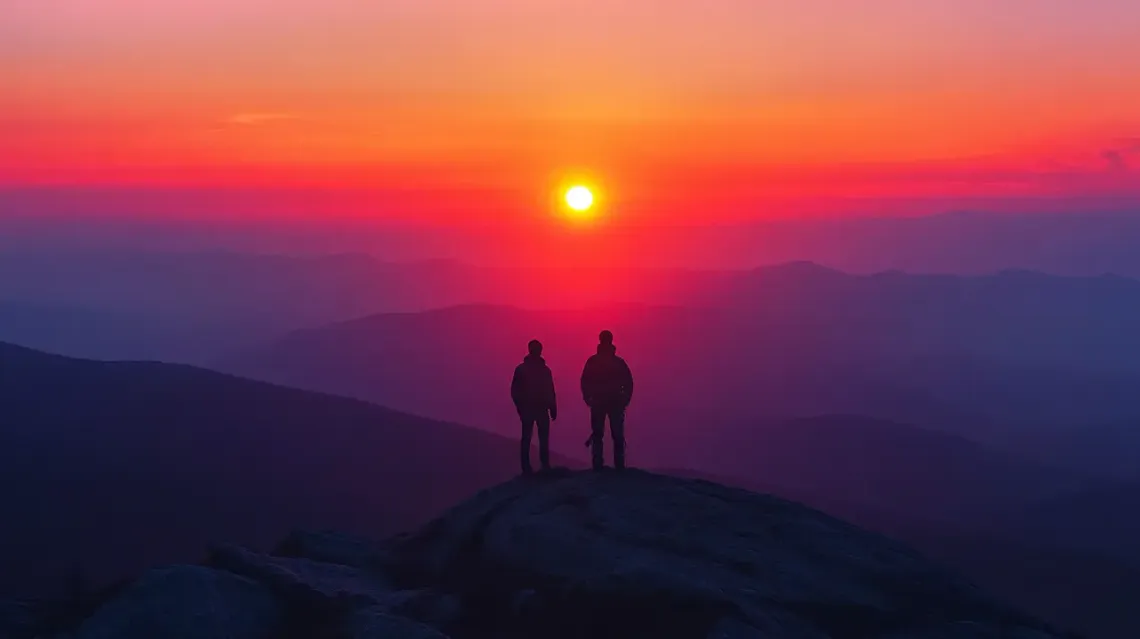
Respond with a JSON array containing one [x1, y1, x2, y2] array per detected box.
[[3, 0, 1140, 220]]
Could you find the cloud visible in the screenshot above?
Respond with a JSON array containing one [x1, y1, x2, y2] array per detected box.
[[1102, 138, 1140, 171], [224, 113, 302, 126], [1103, 150, 1128, 171]]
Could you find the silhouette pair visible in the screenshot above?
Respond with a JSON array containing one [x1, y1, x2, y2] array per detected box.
[[511, 330, 635, 474]]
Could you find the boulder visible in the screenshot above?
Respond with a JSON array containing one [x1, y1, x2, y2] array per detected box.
[[209, 543, 391, 611], [347, 606, 451, 639], [374, 589, 462, 630], [209, 544, 460, 631], [387, 469, 1064, 639], [274, 530, 391, 570], [74, 565, 280, 639]]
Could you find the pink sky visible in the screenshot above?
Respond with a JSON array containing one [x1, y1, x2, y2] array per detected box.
[[2, 0, 1139, 221]]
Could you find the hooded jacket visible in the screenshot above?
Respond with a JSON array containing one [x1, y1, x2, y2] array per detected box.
[[580, 343, 634, 407], [511, 354, 557, 415]]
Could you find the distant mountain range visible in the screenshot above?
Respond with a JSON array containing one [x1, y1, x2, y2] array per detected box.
[[8, 250, 1140, 384], [1004, 480, 1140, 565], [0, 302, 261, 363], [6, 208, 1140, 274], [220, 267, 1140, 456], [991, 421, 1140, 479], [0, 342, 563, 597], [696, 415, 1091, 522]]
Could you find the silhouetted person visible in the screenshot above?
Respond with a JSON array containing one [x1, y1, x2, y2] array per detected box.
[[511, 339, 557, 474], [581, 330, 634, 470]]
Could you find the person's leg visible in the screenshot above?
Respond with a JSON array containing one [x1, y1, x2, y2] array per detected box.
[[590, 405, 607, 470], [537, 412, 551, 471], [520, 414, 535, 474], [610, 406, 626, 470]]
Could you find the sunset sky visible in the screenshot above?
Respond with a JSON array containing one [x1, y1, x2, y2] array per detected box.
[[3, 0, 1140, 222]]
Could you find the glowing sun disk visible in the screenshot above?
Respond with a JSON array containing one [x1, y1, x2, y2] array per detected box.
[[565, 185, 594, 212]]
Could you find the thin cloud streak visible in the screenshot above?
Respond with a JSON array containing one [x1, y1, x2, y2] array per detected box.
[[224, 113, 303, 126]]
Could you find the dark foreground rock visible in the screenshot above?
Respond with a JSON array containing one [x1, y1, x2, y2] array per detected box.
[[348, 607, 452, 639], [12, 471, 1072, 639], [0, 599, 35, 638], [208, 543, 394, 611], [383, 469, 1066, 638], [273, 530, 391, 570], [73, 565, 281, 639]]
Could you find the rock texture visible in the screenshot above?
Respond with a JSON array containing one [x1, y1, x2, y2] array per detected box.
[[384, 469, 1066, 638], [272, 530, 391, 570], [9, 471, 1071, 639], [73, 565, 281, 639]]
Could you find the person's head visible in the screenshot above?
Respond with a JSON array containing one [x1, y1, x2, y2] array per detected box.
[[527, 339, 543, 357], [599, 330, 614, 345]]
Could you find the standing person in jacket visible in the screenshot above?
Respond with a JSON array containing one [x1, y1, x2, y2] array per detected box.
[[511, 339, 557, 474], [580, 330, 634, 470]]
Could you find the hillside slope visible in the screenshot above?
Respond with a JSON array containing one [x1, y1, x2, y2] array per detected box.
[[0, 342, 561, 596]]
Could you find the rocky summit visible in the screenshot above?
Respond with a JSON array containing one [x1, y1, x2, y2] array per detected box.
[[6, 470, 1068, 639]]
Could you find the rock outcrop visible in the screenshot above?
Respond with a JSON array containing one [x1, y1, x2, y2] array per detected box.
[[383, 469, 1065, 638], [73, 566, 282, 639], [7, 470, 1071, 639]]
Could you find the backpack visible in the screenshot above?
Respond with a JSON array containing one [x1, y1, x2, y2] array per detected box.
[[587, 355, 629, 401]]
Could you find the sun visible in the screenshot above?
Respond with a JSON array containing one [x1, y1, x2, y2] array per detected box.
[[565, 185, 595, 213]]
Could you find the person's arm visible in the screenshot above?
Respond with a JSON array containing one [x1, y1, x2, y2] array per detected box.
[[547, 368, 558, 420], [622, 360, 634, 405], [580, 359, 592, 405], [510, 366, 524, 409]]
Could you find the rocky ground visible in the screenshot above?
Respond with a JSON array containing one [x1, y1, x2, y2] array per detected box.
[[1, 470, 1074, 638]]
